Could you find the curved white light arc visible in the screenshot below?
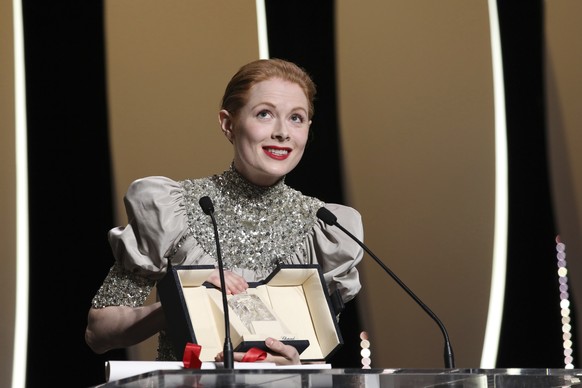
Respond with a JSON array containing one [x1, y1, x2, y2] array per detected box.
[[256, 0, 269, 59], [481, 0, 508, 368], [12, 0, 29, 387]]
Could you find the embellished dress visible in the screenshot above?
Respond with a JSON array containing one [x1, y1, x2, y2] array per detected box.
[[91, 165, 364, 360]]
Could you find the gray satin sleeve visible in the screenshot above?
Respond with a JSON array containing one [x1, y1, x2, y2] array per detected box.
[[305, 203, 364, 303], [108, 176, 188, 279]]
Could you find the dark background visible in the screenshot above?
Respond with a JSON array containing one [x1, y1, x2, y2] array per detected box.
[[22, 1, 570, 386]]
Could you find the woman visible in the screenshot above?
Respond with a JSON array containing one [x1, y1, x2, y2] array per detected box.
[[85, 58, 364, 365]]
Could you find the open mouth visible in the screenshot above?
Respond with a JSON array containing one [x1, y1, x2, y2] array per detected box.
[[263, 146, 291, 159]]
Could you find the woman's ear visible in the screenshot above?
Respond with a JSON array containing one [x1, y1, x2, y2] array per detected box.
[[219, 110, 234, 143]]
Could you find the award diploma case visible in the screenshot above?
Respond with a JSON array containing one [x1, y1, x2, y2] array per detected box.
[[157, 264, 343, 362]]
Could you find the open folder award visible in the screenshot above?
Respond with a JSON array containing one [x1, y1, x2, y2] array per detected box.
[[157, 264, 343, 363]]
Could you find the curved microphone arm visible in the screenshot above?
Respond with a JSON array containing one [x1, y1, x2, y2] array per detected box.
[[316, 207, 455, 368]]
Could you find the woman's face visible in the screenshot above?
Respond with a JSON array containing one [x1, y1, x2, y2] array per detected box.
[[219, 78, 311, 187]]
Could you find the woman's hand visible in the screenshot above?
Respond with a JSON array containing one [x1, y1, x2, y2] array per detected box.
[[206, 269, 248, 295], [261, 337, 301, 365], [215, 337, 301, 366]]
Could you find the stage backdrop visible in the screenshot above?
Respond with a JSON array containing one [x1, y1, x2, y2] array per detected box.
[[2, 1, 582, 387], [103, 0, 582, 369], [105, 0, 495, 368]]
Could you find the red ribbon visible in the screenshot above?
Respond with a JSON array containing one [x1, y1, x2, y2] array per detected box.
[[183, 343, 267, 367], [183, 342, 202, 369], [241, 347, 267, 362]]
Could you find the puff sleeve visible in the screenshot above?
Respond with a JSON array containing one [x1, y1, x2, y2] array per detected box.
[[307, 203, 364, 303], [108, 176, 188, 279]]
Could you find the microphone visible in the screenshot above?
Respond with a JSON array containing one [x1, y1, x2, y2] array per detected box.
[[316, 207, 455, 368], [199, 196, 234, 369]]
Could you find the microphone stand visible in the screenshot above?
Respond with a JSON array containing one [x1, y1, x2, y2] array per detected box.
[[317, 207, 455, 368], [200, 196, 234, 369]]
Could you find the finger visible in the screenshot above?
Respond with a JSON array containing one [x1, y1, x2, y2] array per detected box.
[[225, 273, 249, 294], [228, 283, 248, 294], [207, 270, 248, 293], [264, 352, 298, 365], [216, 351, 245, 362], [265, 337, 286, 354], [232, 352, 245, 362], [265, 337, 300, 364], [215, 351, 223, 362]]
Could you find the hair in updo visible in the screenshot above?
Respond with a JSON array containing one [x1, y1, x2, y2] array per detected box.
[[220, 58, 316, 120]]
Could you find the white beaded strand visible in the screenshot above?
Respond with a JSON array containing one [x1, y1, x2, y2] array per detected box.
[[556, 235, 574, 369], [360, 331, 371, 369]]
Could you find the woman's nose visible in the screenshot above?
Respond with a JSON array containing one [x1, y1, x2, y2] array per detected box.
[[272, 121, 290, 141]]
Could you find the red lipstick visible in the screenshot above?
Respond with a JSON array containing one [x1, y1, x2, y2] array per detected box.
[[263, 146, 291, 160]]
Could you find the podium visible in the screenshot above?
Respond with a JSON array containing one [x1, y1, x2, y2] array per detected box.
[[95, 367, 582, 387]]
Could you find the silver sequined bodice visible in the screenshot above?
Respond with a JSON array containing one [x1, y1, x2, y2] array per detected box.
[[175, 166, 324, 279]]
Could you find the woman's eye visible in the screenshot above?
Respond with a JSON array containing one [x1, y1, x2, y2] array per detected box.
[[290, 114, 305, 123], [257, 110, 271, 119]]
